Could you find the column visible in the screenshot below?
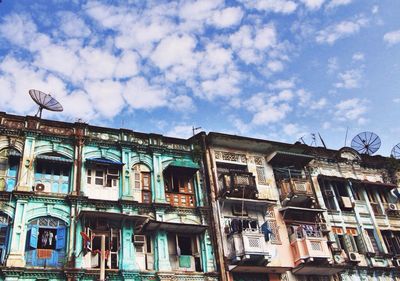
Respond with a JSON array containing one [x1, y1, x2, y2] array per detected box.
[[153, 154, 166, 203], [155, 231, 171, 271], [120, 222, 136, 270], [6, 199, 27, 267], [18, 136, 35, 191]]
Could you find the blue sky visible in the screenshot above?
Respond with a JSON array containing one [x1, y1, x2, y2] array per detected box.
[[0, 0, 399, 156]]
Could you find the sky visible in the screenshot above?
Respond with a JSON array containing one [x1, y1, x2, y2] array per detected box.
[[0, 0, 399, 157]]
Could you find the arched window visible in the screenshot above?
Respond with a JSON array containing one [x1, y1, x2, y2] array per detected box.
[[132, 164, 151, 203], [0, 148, 20, 192], [25, 217, 67, 267], [0, 213, 11, 264]]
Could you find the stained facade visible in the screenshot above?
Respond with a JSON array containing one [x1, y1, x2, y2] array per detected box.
[[0, 112, 400, 281], [0, 112, 216, 281]]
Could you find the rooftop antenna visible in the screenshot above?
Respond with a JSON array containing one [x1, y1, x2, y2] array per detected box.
[[192, 126, 202, 136], [298, 136, 306, 144], [310, 133, 317, 147], [318, 132, 327, 149], [351, 131, 381, 155], [344, 127, 349, 147], [29, 89, 63, 118], [391, 143, 400, 159]]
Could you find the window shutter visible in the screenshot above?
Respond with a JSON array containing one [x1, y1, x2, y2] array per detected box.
[[56, 227, 66, 249], [30, 225, 39, 249], [343, 234, 354, 253], [355, 234, 367, 254]]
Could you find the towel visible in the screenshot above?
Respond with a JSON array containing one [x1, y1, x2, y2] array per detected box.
[[37, 249, 53, 259]]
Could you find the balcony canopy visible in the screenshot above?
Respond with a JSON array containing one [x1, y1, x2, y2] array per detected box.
[[36, 154, 73, 164], [279, 206, 325, 222], [267, 151, 314, 168], [86, 158, 124, 166], [165, 159, 199, 170], [78, 210, 148, 225], [143, 220, 207, 234]]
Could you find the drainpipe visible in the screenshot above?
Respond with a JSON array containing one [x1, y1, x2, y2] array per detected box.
[[201, 134, 228, 281]]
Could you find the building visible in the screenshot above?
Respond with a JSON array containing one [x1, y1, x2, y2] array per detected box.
[[1, 111, 400, 281], [200, 132, 400, 281], [0, 112, 217, 281]]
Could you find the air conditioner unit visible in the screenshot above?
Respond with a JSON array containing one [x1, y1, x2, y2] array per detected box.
[[388, 203, 398, 211], [348, 252, 361, 263], [393, 258, 400, 267], [34, 182, 50, 192], [294, 182, 307, 192], [133, 235, 146, 245], [319, 223, 331, 233], [333, 254, 345, 264]]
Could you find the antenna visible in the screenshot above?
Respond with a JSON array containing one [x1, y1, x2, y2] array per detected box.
[[350, 131, 381, 155], [344, 127, 349, 147], [318, 132, 327, 149], [391, 143, 400, 159], [29, 89, 63, 118], [192, 126, 202, 136]]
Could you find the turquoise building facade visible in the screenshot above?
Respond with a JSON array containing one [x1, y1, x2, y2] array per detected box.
[[0, 112, 217, 281]]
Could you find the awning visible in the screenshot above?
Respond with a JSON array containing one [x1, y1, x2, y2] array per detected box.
[[353, 179, 397, 189], [267, 151, 314, 167], [279, 206, 325, 222], [292, 263, 344, 275], [143, 220, 207, 234], [86, 158, 124, 166], [317, 175, 349, 182], [165, 159, 199, 170], [36, 154, 73, 164], [78, 210, 148, 224], [221, 197, 276, 209]]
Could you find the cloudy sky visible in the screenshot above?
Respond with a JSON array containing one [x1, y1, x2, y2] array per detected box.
[[0, 0, 399, 156]]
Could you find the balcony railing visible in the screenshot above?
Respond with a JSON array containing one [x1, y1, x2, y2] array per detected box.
[[221, 172, 258, 199], [165, 192, 195, 207], [289, 225, 331, 266], [227, 230, 271, 265], [280, 178, 313, 200]]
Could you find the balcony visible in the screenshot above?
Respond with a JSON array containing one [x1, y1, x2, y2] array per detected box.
[[289, 225, 332, 269], [279, 178, 315, 207], [165, 192, 195, 207], [227, 230, 271, 266], [220, 172, 258, 199]]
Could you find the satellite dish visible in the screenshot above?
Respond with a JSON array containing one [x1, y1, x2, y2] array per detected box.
[[29, 89, 63, 118], [351, 131, 381, 155], [391, 143, 400, 159]]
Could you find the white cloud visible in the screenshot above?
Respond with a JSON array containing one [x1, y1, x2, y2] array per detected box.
[[229, 24, 277, 64], [240, 0, 297, 14], [393, 98, 400, 103], [114, 51, 140, 79], [168, 95, 195, 112], [212, 7, 244, 28], [84, 79, 125, 119], [352, 52, 365, 61], [123, 76, 169, 109], [372, 5, 379, 14], [251, 103, 291, 125], [326, 0, 353, 9], [267, 60, 284, 72], [151, 34, 197, 69], [58, 12, 91, 38], [0, 13, 38, 48], [327, 57, 339, 74], [383, 30, 400, 46], [316, 17, 368, 44], [335, 98, 368, 122], [283, 123, 307, 138], [335, 69, 362, 89], [301, 0, 325, 10], [165, 124, 194, 139]]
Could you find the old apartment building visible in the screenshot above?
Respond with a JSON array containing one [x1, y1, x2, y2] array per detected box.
[[0, 112, 216, 281], [0, 112, 399, 281]]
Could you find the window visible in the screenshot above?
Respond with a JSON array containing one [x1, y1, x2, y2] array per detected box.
[[164, 167, 196, 207], [83, 219, 120, 269], [168, 234, 202, 272], [254, 156, 267, 185], [34, 161, 70, 193], [26, 217, 66, 267], [132, 164, 152, 204], [366, 229, 382, 255], [0, 148, 20, 192], [86, 167, 119, 188]]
